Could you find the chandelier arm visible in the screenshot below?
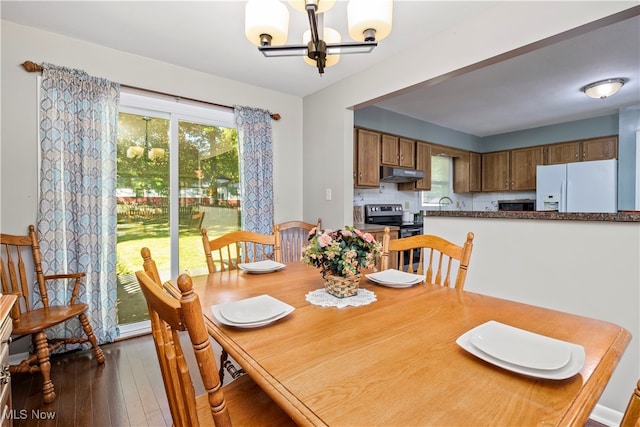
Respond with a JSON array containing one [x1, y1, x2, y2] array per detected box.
[[306, 7, 320, 46]]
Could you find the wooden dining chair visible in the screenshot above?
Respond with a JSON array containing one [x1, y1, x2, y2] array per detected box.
[[0, 225, 105, 403], [135, 269, 295, 427], [274, 218, 322, 263], [201, 229, 276, 273], [191, 212, 205, 232], [621, 379, 640, 427], [381, 227, 474, 290]]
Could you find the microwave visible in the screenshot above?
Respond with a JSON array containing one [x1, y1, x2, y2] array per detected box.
[[498, 200, 535, 211]]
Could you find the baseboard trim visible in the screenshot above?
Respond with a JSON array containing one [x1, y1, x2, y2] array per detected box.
[[590, 403, 624, 426], [117, 320, 151, 340]]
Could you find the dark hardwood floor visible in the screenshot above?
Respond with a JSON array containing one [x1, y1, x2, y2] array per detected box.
[[10, 333, 609, 427], [10, 333, 204, 427]]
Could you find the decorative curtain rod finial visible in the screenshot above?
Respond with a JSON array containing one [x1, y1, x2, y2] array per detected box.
[[22, 60, 43, 73]]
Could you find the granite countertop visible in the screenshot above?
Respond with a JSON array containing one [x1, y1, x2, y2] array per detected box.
[[423, 210, 640, 222]]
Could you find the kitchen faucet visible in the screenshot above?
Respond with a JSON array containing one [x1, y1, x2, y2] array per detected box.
[[438, 196, 453, 211]]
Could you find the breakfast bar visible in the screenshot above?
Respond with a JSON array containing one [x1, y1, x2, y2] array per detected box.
[[421, 210, 640, 418]]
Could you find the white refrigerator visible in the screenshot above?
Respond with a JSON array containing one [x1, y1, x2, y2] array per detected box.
[[536, 158, 617, 213]]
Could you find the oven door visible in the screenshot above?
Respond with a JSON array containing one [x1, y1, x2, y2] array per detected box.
[[399, 226, 422, 271]]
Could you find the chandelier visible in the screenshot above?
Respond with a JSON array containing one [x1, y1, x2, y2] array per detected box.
[[126, 116, 165, 161], [245, 0, 393, 75]]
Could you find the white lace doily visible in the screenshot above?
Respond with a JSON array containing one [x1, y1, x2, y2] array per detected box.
[[305, 288, 377, 308]]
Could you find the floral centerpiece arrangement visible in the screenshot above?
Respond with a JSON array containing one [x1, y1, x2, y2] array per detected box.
[[302, 226, 382, 298]]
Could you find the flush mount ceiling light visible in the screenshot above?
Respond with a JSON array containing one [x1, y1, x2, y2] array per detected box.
[[580, 78, 629, 99], [245, 0, 393, 75]]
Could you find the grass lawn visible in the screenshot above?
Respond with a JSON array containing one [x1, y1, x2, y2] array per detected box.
[[116, 206, 240, 324], [116, 206, 240, 275]]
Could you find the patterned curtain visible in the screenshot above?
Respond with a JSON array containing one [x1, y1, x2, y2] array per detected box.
[[234, 106, 274, 237], [37, 63, 120, 345]]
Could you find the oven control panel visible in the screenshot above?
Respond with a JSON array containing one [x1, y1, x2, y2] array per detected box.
[[364, 204, 403, 217]]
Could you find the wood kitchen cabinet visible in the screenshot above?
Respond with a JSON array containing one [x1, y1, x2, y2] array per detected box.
[[510, 146, 544, 190], [381, 135, 415, 168], [453, 152, 481, 193], [469, 152, 482, 192], [398, 141, 431, 191], [481, 150, 510, 191], [354, 129, 381, 188], [482, 147, 543, 191], [546, 141, 580, 164], [545, 136, 617, 164], [581, 136, 618, 161]]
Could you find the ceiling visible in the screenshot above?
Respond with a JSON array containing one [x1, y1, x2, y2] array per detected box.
[[2, 1, 639, 137]]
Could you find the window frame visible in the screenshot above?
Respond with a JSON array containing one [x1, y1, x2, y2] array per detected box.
[[421, 155, 453, 207], [119, 91, 235, 282]]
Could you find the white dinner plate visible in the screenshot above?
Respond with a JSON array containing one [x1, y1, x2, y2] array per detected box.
[[212, 295, 294, 328], [365, 269, 424, 288], [470, 321, 572, 370], [456, 321, 585, 380], [238, 260, 286, 274]]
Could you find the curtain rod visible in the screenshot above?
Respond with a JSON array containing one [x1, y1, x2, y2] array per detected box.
[[21, 61, 281, 121]]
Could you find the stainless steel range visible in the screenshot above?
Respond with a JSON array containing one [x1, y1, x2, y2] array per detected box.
[[364, 204, 422, 238], [364, 204, 423, 270]]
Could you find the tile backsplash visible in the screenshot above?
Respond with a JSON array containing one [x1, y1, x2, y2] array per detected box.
[[353, 183, 534, 215]]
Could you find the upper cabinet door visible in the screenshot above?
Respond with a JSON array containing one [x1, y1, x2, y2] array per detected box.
[[510, 146, 544, 191], [469, 152, 482, 192], [546, 141, 580, 165], [581, 136, 618, 161], [398, 138, 416, 168], [355, 129, 381, 188], [381, 134, 399, 166], [414, 141, 431, 190], [481, 151, 510, 191]]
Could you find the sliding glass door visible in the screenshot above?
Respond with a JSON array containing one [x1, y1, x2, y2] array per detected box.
[[115, 92, 239, 331]]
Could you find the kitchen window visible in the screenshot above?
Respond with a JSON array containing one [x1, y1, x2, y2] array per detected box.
[[422, 155, 452, 206]]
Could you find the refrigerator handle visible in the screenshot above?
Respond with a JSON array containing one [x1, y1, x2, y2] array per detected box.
[[560, 180, 567, 213]]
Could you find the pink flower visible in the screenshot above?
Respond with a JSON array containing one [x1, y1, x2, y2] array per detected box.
[[362, 233, 375, 243], [341, 229, 353, 237], [318, 233, 332, 247]]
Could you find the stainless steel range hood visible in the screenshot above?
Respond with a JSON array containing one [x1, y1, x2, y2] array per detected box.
[[379, 166, 425, 183]]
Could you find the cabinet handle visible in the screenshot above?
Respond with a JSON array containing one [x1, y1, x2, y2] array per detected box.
[[0, 365, 9, 385]]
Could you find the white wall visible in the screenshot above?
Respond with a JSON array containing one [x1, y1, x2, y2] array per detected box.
[[0, 20, 303, 233], [302, 1, 638, 229]]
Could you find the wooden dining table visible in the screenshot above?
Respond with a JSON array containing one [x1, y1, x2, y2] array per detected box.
[[188, 262, 631, 426]]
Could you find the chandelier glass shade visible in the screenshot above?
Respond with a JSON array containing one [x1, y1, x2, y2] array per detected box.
[[580, 78, 628, 99], [245, 0, 393, 74], [126, 116, 165, 161], [347, 0, 393, 42]]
